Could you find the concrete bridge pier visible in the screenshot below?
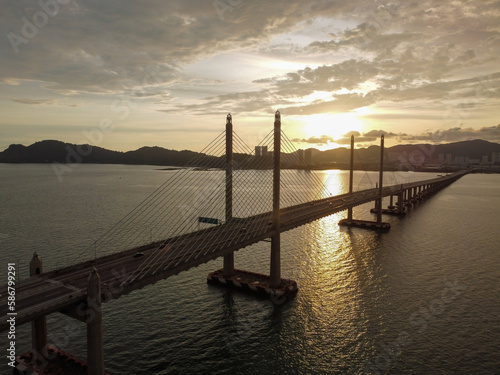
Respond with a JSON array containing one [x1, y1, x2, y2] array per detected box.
[[412, 187, 419, 203], [388, 194, 395, 210], [397, 191, 405, 214], [373, 190, 381, 212], [371, 191, 406, 216], [270, 110, 282, 288], [30, 252, 48, 362], [339, 135, 390, 230], [17, 258, 109, 374], [376, 135, 384, 225], [223, 113, 235, 277], [347, 135, 354, 222], [423, 184, 429, 197], [404, 189, 412, 207], [87, 267, 105, 375]]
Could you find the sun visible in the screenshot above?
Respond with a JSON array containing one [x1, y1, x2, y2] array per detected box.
[[303, 112, 365, 148]]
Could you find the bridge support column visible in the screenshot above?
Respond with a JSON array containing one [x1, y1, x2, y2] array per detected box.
[[373, 188, 379, 211], [207, 111, 297, 300], [388, 195, 394, 209], [405, 189, 412, 207], [270, 110, 281, 288], [87, 267, 105, 375], [30, 252, 48, 362], [340, 135, 390, 230], [397, 191, 404, 214], [223, 254, 234, 277], [270, 235, 280, 287], [223, 113, 235, 277], [376, 135, 384, 225], [347, 135, 354, 221]]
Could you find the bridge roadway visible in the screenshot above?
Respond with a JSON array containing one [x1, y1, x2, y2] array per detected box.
[[0, 171, 468, 332]]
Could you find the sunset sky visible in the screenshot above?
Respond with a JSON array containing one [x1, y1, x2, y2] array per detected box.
[[1, 0, 499, 152]]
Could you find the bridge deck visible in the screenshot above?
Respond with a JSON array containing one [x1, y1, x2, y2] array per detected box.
[[0, 171, 468, 332]]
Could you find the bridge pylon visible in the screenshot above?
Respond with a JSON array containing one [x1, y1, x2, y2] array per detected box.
[[223, 113, 235, 277], [207, 111, 297, 300], [270, 110, 281, 287], [339, 135, 391, 230]]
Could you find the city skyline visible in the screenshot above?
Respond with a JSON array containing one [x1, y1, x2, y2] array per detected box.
[[1, 0, 500, 152]]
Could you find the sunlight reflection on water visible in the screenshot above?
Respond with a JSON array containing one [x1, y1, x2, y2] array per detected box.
[[0, 166, 498, 374]]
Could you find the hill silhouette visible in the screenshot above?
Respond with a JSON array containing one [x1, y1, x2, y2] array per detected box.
[[0, 140, 217, 166], [1, 139, 499, 169]]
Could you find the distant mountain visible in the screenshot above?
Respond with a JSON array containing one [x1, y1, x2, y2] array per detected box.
[[385, 139, 500, 161], [311, 139, 500, 169], [1, 139, 499, 169], [0, 140, 218, 167]]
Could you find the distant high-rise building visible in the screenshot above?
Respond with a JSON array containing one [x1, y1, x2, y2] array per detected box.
[[438, 154, 445, 163], [261, 146, 268, 157], [255, 146, 261, 157], [492, 152, 500, 164], [481, 155, 489, 164], [446, 154, 452, 164]]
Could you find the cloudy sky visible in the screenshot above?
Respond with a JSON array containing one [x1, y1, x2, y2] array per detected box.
[[1, 0, 499, 152]]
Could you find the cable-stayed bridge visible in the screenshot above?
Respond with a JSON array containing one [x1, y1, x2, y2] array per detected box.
[[0, 112, 469, 374]]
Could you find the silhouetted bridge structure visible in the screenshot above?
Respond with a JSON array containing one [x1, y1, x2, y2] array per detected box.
[[0, 112, 470, 374]]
